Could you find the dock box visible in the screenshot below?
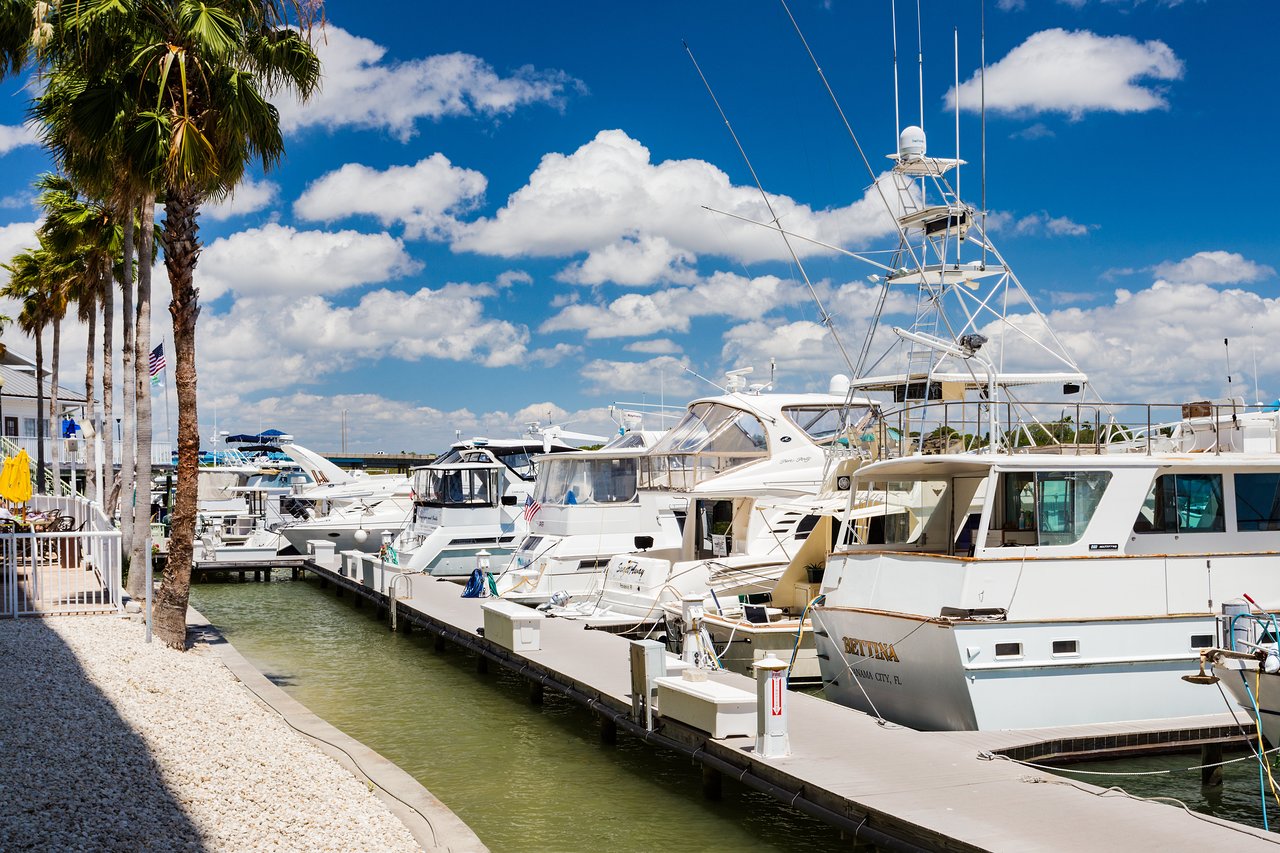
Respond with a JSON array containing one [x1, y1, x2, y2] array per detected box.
[[481, 599, 546, 652], [307, 540, 337, 569], [655, 674, 756, 739]]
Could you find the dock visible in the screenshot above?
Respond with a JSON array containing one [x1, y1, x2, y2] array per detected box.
[[190, 555, 309, 583], [265, 550, 1280, 852]]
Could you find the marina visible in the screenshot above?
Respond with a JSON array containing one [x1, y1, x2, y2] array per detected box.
[[244, 548, 1276, 850]]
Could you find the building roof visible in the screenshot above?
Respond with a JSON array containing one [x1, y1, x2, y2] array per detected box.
[[0, 349, 90, 404]]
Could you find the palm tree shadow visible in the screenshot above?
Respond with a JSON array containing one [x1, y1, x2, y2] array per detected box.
[[0, 618, 208, 851]]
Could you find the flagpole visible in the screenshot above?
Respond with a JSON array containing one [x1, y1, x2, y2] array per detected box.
[[163, 333, 174, 452]]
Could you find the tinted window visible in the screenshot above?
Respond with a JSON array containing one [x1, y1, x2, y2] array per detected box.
[[1235, 473, 1280, 531], [1135, 473, 1225, 533]]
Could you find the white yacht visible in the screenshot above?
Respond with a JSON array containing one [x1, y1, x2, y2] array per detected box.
[[542, 374, 881, 629], [392, 438, 573, 576], [275, 444, 412, 554], [807, 112, 1280, 730], [492, 430, 684, 605]]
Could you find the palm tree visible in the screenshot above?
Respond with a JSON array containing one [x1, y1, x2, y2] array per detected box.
[[35, 174, 121, 505], [28, 0, 322, 647], [1, 246, 61, 489]]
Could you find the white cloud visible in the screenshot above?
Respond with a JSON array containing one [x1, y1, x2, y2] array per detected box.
[[454, 130, 900, 279], [0, 219, 40, 265], [579, 355, 696, 397], [540, 271, 805, 339], [557, 235, 698, 287], [203, 177, 281, 221], [202, 393, 621, 455], [197, 224, 421, 300], [0, 123, 38, 156], [279, 27, 583, 141], [720, 320, 838, 382], [1152, 251, 1274, 286], [984, 210, 1091, 237], [625, 338, 683, 355], [1011, 123, 1054, 140], [947, 29, 1183, 118], [293, 154, 487, 239], [196, 279, 563, 393]]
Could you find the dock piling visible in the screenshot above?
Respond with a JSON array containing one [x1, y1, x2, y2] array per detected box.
[[701, 765, 722, 800], [1201, 743, 1224, 787]]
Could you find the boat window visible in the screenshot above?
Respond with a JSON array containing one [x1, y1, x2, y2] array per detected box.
[[534, 457, 639, 506], [1234, 473, 1280, 531], [1134, 473, 1225, 533], [991, 470, 1111, 546], [859, 479, 949, 547], [640, 403, 769, 490], [793, 514, 820, 540], [491, 448, 544, 480], [783, 405, 870, 445], [413, 468, 498, 508]]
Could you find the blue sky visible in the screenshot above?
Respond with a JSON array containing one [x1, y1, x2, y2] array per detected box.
[[0, 0, 1276, 453]]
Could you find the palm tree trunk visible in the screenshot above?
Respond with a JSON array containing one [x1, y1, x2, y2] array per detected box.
[[84, 307, 96, 503], [34, 331, 44, 495], [101, 267, 114, 504], [120, 210, 140, 598], [50, 317, 61, 494], [131, 195, 155, 579], [154, 186, 202, 649]]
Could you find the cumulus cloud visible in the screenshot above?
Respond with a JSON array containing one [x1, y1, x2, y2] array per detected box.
[[195, 286, 540, 394], [454, 130, 899, 279], [540, 271, 805, 339], [1152, 251, 1274, 286], [293, 154, 487, 239], [203, 177, 281, 221], [625, 338, 683, 355], [0, 123, 38, 156], [579, 355, 697, 397], [197, 224, 421, 300], [557, 235, 698, 287], [212, 392, 618, 454], [987, 210, 1092, 237], [0, 219, 40, 264], [279, 26, 583, 141], [947, 29, 1183, 118], [720, 320, 839, 382]]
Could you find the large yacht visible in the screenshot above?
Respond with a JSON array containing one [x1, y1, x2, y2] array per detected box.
[[392, 437, 574, 576], [541, 374, 881, 629], [492, 429, 684, 605]]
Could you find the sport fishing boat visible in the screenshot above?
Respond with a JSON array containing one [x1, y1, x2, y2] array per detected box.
[[808, 100, 1280, 730], [542, 372, 882, 629], [492, 429, 683, 605], [391, 437, 574, 576]]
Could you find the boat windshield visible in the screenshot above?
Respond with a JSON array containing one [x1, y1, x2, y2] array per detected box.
[[639, 403, 768, 490], [535, 457, 639, 506], [784, 405, 871, 445], [413, 467, 501, 508]]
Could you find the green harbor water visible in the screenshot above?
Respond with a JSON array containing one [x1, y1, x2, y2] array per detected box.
[[190, 575, 846, 852], [191, 574, 1280, 847]]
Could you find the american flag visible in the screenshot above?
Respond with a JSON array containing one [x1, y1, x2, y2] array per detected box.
[[523, 494, 541, 521], [148, 344, 166, 377]]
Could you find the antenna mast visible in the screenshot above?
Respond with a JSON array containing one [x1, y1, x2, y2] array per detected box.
[[980, 0, 988, 267], [891, 0, 901, 140], [953, 27, 960, 216], [916, 0, 924, 132]]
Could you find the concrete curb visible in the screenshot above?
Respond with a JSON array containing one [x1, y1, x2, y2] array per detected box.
[[185, 606, 488, 853]]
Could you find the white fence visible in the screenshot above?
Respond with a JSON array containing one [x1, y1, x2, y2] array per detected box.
[[3, 435, 175, 468], [0, 495, 122, 618]]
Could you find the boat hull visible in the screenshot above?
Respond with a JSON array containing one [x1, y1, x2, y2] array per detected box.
[[813, 607, 1223, 731]]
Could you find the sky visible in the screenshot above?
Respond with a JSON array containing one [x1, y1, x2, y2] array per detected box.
[[0, 0, 1276, 454]]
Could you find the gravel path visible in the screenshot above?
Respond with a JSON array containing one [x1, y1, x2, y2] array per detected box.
[[0, 614, 420, 852]]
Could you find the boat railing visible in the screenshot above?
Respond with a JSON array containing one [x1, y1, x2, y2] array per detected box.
[[864, 398, 1276, 458]]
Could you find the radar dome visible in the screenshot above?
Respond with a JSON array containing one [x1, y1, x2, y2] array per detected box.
[[898, 126, 926, 160], [828, 374, 851, 396]]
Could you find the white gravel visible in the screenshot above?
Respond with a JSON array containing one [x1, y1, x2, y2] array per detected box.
[[0, 615, 420, 852]]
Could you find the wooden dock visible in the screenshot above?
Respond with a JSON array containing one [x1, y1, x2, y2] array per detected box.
[[191, 555, 308, 583], [283, 554, 1279, 851]]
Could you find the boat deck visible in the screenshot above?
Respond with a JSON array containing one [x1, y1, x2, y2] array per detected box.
[[299, 556, 1277, 851]]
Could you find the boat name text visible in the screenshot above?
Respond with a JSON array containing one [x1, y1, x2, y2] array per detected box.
[[842, 636, 900, 663]]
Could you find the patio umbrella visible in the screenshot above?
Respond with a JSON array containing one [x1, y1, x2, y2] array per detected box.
[[0, 455, 14, 501], [8, 449, 32, 504]]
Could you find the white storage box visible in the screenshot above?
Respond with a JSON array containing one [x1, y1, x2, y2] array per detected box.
[[481, 599, 545, 652], [655, 675, 756, 738]]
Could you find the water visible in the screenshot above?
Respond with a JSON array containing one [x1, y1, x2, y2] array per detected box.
[[1050, 748, 1275, 832], [190, 576, 845, 852]]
